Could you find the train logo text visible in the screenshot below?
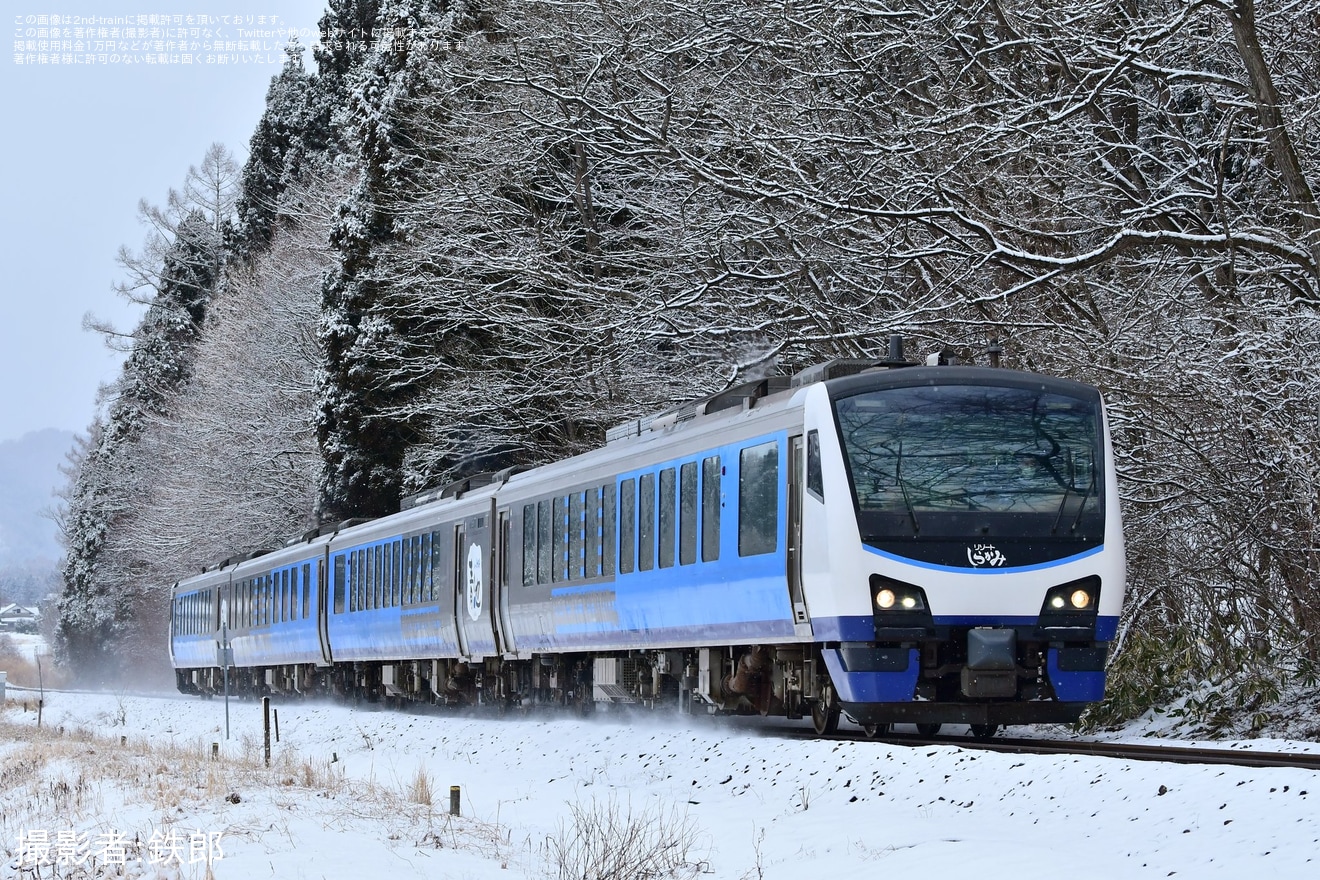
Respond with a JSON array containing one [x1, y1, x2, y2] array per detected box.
[[967, 543, 1007, 568]]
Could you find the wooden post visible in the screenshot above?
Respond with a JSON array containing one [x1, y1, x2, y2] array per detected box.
[[449, 786, 461, 817], [262, 697, 271, 767], [274, 708, 280, 743], [212, 742, 219, 761]]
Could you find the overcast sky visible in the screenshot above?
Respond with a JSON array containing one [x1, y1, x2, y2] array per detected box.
[[1, 0, 329, 443]]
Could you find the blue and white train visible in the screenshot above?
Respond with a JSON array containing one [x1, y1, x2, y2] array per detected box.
[[171, 347, 1125, 737]]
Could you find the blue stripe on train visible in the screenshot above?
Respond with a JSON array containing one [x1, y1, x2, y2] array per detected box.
[[813, 614, 1119, 642], [863, 543, 1105, 574]]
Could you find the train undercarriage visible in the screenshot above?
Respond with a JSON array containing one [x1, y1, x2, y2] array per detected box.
[[176, 630, 1096, 740]]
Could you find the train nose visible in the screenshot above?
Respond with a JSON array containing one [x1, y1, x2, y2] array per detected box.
[[961, 628, 1018, 698]]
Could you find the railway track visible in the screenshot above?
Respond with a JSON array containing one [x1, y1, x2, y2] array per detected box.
[[806, 728, 1320, 771]]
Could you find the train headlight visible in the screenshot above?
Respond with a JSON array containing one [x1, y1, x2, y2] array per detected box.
[[869, 574, 934, 638], [869, 575, 928, 613], [1038, 576, 1101, 631]]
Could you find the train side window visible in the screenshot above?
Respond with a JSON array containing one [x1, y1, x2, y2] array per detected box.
[[702, 455, 721, 562], [569, 491, 584, 580], [619, 479, 635, 574], [415, 535, 425, 603], [303, 563, 311, 617], [333, 557, 344, 614], [522, 505, 536, 586], [351, 551, 361, 612], [680, 462, 698, 565], [552, 496, 567, 582], [739, 441, 780, 556], [806, 430, 824, 501], [373, 545, 383, 609], [639, 473, 656, 571], [392, 540, 402, 607], [659, 468, 676, 568], [356, 549, 366, 612], [401, 539, 411, 606], [361, 548, 370, 610], [395, 540, 404, 606], [584, 487, 600, 577], [537, 499, 552, 584], [350, 550, 358, 612], [363, 547, 372, 610], [283, 569, 291, 622], [332, 556, 343, 612], [402, 539, 412, 605], [602, 483, 617, 576], [414, 536, 424, 604], [500, 513, 511, 588], [367, 547, 375, 609]]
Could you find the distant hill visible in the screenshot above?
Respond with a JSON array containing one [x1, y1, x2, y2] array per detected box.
[[0, 428, 75, 566]]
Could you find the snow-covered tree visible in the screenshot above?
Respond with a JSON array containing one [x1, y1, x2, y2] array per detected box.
[[55, 147, 238, 676]]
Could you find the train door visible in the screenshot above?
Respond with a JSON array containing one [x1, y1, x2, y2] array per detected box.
[[453, 524, 469, 657], [454, 511, 500, 660], [316, 557, 333, 665], [493, 505, 517, 655], [787, 434, 809, 624]]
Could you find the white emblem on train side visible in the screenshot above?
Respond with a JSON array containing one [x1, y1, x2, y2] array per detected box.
[[466, 543, 484, 621], [967, 543, 1007, 568]]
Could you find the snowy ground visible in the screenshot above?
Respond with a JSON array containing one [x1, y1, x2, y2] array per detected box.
[[2, 633, 46, 664], [1, 689, 1318, 879]]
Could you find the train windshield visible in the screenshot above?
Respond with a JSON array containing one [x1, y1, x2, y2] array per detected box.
[[834, 384, 1102, 537]]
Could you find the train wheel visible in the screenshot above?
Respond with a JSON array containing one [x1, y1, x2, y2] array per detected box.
[[916, 723, 942, 737], [969, 723, 999, 740], [862, 723, 890, 738], [811, 682, 840, 735]]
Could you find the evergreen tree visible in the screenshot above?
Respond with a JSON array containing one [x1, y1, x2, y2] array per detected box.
[[316, 0, 473, 520], [234, 43, 331, 253]]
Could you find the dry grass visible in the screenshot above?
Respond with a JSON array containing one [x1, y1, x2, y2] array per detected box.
[[407, 766, 434, 806], [0, 634, 71, 689], [0, 713, 528, 874], [542, 795, 708, 880]]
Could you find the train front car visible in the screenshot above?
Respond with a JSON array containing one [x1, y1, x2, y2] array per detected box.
[[803, 366, 1125, 735]]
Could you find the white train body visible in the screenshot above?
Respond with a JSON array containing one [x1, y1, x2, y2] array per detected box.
[[171, 360, 1125, 733]]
